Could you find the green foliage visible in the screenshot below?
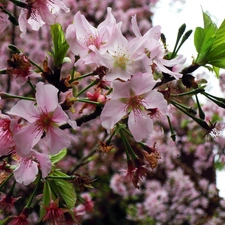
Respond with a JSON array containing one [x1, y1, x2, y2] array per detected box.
[[51, 170, 76, 210], [50, 148, 67, 164], [215, 160, 224, 171], [40, 180, 52, 220], [0, 218, 10, 225], [40, 169, 76, 220], [194, 11, 225, 76], [50, 23, 70, 66]]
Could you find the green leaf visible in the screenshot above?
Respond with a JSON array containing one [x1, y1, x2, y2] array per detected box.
[[194, 27, 204, 53], [210, 19, 225, 51], [207, 44, 225, 60], [194, 26, 216, 63], [50, 148, 67, 164], [40, 180, 52, 220], [50, 23, 69, 66], [194, 11, 217, 64], [213, 66, 220, 78], [209, 57, 225, 69], [51, 170, 76, 210], [194, 12, 225, 76], [215, 160, 224, 171], [40, 169, 76, 220], [203, 11, 217, 29]]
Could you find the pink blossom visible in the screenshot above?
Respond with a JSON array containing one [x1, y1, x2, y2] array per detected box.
[[100, 73, 168, 142], [13, 150, 51, 185], [74, 193, 94, 221], [8, 82, 76, 156], [0, 11, 9, 34], [0, 114, 19, 156], [66, 7, 116, 66], [19, 0, 70, 37], [132, 15, 185, 79], [91, 23, 148, 81]]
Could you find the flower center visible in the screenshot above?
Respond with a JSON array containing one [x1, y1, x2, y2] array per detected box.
[[114, 53, 129, 70], [35, 112, 54, 132], [84, 35, 101, 49], [125, 91, 145, 114]]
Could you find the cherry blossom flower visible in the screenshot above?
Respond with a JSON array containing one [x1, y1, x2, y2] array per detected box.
[[19, 0, 70, 37], [8, 82, 76, 156], [0, 114, 19, 156], [74, 193, 94, 222], [100, 73, 168, 142], [145, 40, 186, 79], [0, 11, 9, 34], [66, 7, 116, 66], [13, 150, 52, 185], [132, 15, 186, 79], [91, 22, 148, 81]]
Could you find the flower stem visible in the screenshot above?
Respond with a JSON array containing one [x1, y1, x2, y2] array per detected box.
[[167, 115, 176, 141], [25, 175, 41, 208], [9, 0, 27, 8], [27, 78, 36, 93], [76, 79, 98, 97], [171, 87, 205, 97], [170, 23, 186, 59], [0, 92, 35, 101], [77, 98, 103, 105], [171, 99, 210, 130], [0, 173, 13, 191], [195, 94, 205, 120], [106, 129, 116, 145], [119, 128, 138, 160], [72, 72, 94, 81]]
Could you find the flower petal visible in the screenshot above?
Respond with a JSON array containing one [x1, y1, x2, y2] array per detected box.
[[144, 90, 168, 113], [128, 111, 153, 142], [7, 100, 39, 123], [51, 105, 69, 125], [14, 123, 43, 157], [32, 150, 52, 178], [131, 73, 156, 95], [111, 80, 131, 99], [44, 127, 71, 155], [52, 0, 70, 13], [100, 100, 127, 129], [14, 158, 38, 185], [35, 82, 59, 112]]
